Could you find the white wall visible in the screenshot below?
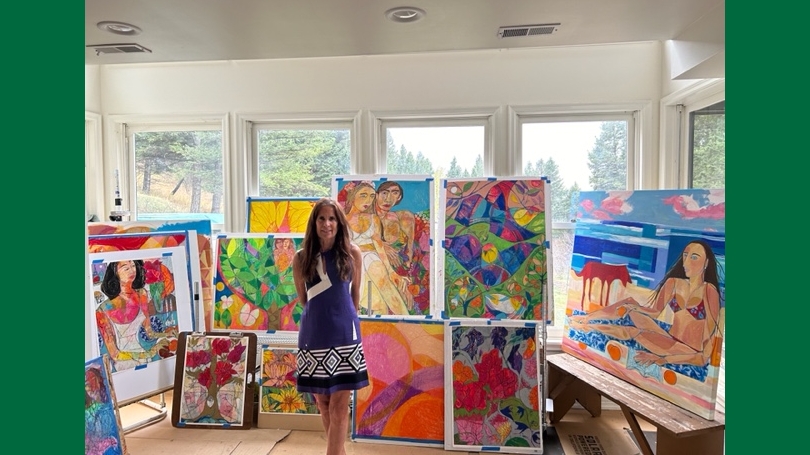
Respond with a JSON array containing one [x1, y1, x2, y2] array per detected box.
[[85, 65, 102, 113], [99, 42, 661, 115], [94, 41, 663, 219]]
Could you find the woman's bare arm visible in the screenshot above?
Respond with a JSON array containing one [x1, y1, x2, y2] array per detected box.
[[350, 244, 363, 312], [292, 251, 308, 306]]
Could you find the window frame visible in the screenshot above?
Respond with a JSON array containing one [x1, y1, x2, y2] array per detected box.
[[109, 113, 229, 232], [85, 111, 104, 221], [513, 107, 641, 344], [236, 111, 360, 229], [658, 79, 724, 189], [684, 95, 725, 189], [370, 108, 498, 175]]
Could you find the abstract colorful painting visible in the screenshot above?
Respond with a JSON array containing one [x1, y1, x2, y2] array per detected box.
[[352, 317, 444, 446], [88, 246, 194, 404], [333, 175, 434, 316], [88, 230, 201, 328], [563, 189, 725, 420], [213, 234, 304, 332], [445, 321, 542, 453], [89, 220, 214, 331], [246, 197, 318, 233], [85, 355, 127, 455], [172, 332, 257, 429], [441, 178, 548, 320], [260, 347, 317, 414]]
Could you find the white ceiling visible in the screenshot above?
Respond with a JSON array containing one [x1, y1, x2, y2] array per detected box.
[[85, 0, 724, 65]]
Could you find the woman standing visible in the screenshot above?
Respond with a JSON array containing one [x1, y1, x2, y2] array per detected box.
[[293, 198, 369, 455]]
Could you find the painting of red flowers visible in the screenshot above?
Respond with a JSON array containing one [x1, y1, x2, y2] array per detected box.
[[171, 332, 257, 429], [445, 322, 542, 453]]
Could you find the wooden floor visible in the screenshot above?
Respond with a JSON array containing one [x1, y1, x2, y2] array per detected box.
[[119, 391, 656, 455]]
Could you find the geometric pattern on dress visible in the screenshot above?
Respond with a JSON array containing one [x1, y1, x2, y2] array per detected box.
[[347, 344, 365, 371], [322, 348, 343, 376], [298, 350, 319, 376]]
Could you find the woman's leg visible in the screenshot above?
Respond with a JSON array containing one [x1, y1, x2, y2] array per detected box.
[[325, 390, 351, 455], [314, 393, 331, 437]]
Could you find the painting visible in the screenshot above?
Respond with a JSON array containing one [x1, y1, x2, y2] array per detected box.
[[445, 320, 542, 453], [89, 220, 214, 331], [333, 175, 434, 316], [85, 355, 127, 455], [172, 332, 257, 429], [563, 189, 725, 420], [88, 230, 202, 328], [88, 246, 194, 404], [246, 197, 318, 233], [260, 347, 317, 414], [441, 178, 549, 320], [352, 317, 444, 446], [212, 234, 304, 332]]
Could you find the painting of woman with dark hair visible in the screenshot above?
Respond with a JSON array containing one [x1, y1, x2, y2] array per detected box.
[[568, 239, 723, 372]]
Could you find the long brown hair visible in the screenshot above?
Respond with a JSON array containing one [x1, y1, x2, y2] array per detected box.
[[298, 198, 353, 281], [649, 239, 723, 304]]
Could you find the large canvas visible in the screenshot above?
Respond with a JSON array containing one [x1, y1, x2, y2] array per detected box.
[[85, 355, 127, 455], [212, 234, 304, 332], [89, 220, 214, 331], [172, 332, 257, 429], [352, 317, 444, 447], [441, 178, 549, 320], [333, 175, 434, 316], [563, 189, 725, 420], [88, 246, 194, 404], [88, 230, 202, 327], [246, 197, 318, 233], [259, 347, 318, 414], [445, 320, 542, 453]]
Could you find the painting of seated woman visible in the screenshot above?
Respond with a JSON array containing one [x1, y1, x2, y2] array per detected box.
[[563, 189, 725, 420]]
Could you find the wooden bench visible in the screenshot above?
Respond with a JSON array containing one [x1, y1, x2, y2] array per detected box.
[[547, 353, 725, 455]]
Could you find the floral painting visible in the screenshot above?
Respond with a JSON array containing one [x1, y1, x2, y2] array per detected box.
[[564, 189, 725, 420], [89, 220, 214, 331], [213, 234, 303, 332], [85, 355, 127, 455], [446, 322, 542, 453], [442, 178, 548, 320], [353, 317, 444, 446], [260, 347, 317, 414], [246, 197, 318, 233], [172, 332, 257, 428], [333, 175, 434, 316]]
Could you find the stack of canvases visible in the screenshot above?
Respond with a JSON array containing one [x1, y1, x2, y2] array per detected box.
[[87, 220, 209, 407], [561, 189, 725, 421], [331, 176, 548, 454], [147, 176, 550, 453]]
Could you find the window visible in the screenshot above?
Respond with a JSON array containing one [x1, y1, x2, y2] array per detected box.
[[520, 114, 635, 331], [127, 124, 225, 231], [383, 124, 486, 179], [689, 100, 725, 189], [253, 124, 351, 197]]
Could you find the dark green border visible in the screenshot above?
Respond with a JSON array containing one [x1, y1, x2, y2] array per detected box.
[[727, 2, 801, 452], [5, 1, 84, 449]]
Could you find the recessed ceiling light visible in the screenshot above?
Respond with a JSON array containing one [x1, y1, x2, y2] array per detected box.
[[385, 7, 426, 23], [97, 21, 142, 36]]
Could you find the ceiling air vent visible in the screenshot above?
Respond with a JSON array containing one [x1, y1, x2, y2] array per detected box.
[[86, 43, 152, 56], [498, 23, 560, 39]]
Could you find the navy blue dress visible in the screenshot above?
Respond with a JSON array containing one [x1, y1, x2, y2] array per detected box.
[[296, 248, 369, 395]]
